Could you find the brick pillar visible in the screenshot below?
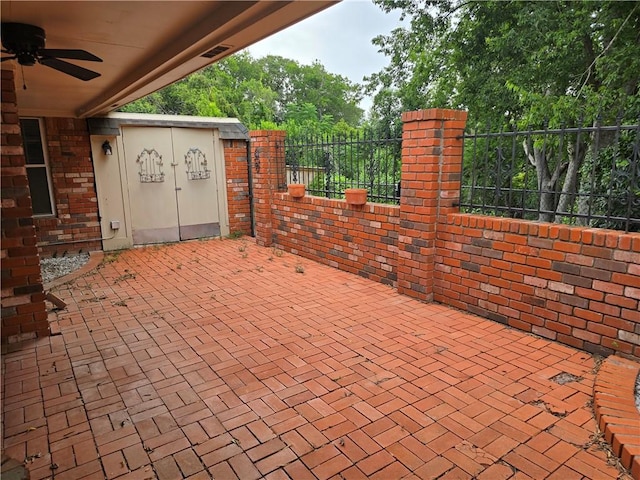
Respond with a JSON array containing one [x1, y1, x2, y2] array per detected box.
[[397, 108, 467, 301], [1, 69, 48, 343], [249, 130, 286, 246], [223, 139, 252, 236]]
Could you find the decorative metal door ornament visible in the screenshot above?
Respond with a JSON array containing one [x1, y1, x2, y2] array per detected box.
[[184, 147, 210, 180], [136, 148, 165, 183]]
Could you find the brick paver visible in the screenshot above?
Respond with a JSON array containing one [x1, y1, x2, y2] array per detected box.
[[2, 239, 632, 479]]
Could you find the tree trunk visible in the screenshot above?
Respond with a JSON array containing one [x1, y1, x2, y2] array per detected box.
[[556, 142, 586, 220], [539, 177, 557, 223], [524, 140, 556, 223]]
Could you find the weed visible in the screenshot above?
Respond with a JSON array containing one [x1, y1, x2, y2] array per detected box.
[[103, 251, 123, 264], [295, 264, 305, 274], [113, 300, 128, 307], [591, 354, 604, 374], [238, 242, 247, 253], [241, 253, 248, 259], [583, 430, 627, 475], [81, 295, 107, 303], [273, 248, 283, 257], [227, 231, 244, 239], [114, 272, 136, 283], [176, 264, 182, 270]]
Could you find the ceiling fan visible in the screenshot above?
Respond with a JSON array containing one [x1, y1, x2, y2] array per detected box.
[[1, 22, 102, 81]]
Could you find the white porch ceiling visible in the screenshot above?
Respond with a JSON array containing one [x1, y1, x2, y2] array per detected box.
[[1, 1, 337, 118]]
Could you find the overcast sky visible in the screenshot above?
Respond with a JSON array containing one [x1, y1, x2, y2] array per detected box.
[[245, 0, 405, 112]]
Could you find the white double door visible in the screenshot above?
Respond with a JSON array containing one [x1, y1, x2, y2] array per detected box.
[[122, 126, 225, 245]]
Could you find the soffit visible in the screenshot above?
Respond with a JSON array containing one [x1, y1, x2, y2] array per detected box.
[[1, 1, 337, 118]]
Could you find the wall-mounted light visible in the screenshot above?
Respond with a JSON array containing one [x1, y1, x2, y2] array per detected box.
[[102, 140, 113, 156]]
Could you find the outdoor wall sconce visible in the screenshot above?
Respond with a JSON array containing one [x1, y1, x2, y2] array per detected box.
[[102, 140, 113, 155]]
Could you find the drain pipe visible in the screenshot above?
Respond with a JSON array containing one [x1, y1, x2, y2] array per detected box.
[[37, 238, 104, 247], [36, 237, 112, 247], [246, 139, 255, 237], [36, 230, 118, 247]]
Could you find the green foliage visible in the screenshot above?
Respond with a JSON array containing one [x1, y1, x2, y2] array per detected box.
[[121, 52, 364, 131], [369, 1, 639, 127], [580, 129, 640, 231], [369, 0, 639, 226]]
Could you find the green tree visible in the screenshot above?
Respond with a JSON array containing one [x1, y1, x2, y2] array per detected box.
[[121, 52, 364, 130], [368, 0, 640, 224]]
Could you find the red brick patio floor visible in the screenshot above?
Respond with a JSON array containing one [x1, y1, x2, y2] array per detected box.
[[2, 239, 633, 480]]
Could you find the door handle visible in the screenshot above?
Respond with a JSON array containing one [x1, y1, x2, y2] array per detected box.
[[175, 187, 182, 191]]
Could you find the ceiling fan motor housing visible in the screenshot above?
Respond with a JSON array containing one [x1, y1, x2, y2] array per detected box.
[[1, 22, 102, 80], [1, 23, 46, 65]]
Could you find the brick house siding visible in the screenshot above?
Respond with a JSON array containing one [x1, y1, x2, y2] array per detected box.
[[1, 69, 49, 342], [35, 118, 101, 257]]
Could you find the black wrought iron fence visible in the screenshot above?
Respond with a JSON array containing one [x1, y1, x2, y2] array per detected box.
[[283, 130, 403, 204], [460, 119, 640, 232]]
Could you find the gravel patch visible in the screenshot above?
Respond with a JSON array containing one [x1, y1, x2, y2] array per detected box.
[[41, 253, 90, 284]]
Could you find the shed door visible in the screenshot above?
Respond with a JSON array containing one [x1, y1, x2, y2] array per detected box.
[[172, 127, 221, 240], [122, 126, 221, 245]]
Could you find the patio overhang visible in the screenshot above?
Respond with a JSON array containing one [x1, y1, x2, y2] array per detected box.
[[0, 0, 338, 118]]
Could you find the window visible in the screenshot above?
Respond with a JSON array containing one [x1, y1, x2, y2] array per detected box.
[[20, 118, 55, 216]]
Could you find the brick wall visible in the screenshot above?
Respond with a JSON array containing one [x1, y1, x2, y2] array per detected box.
[[436, 214, 640, 358], [35, 118, 101, 256], [223, 139, 252, 236], [272, 194, 399, 285], [252, 109, 639, 359], [1, 69, 48, 342]]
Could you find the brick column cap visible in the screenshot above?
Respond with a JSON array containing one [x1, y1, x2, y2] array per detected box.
[[251, 130, 286, 137], [401, 108, 468, 123]]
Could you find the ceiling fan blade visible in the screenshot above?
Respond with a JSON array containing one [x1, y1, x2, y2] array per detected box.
[[39, 49, 102, 62], [40, 57, 101, 81]]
